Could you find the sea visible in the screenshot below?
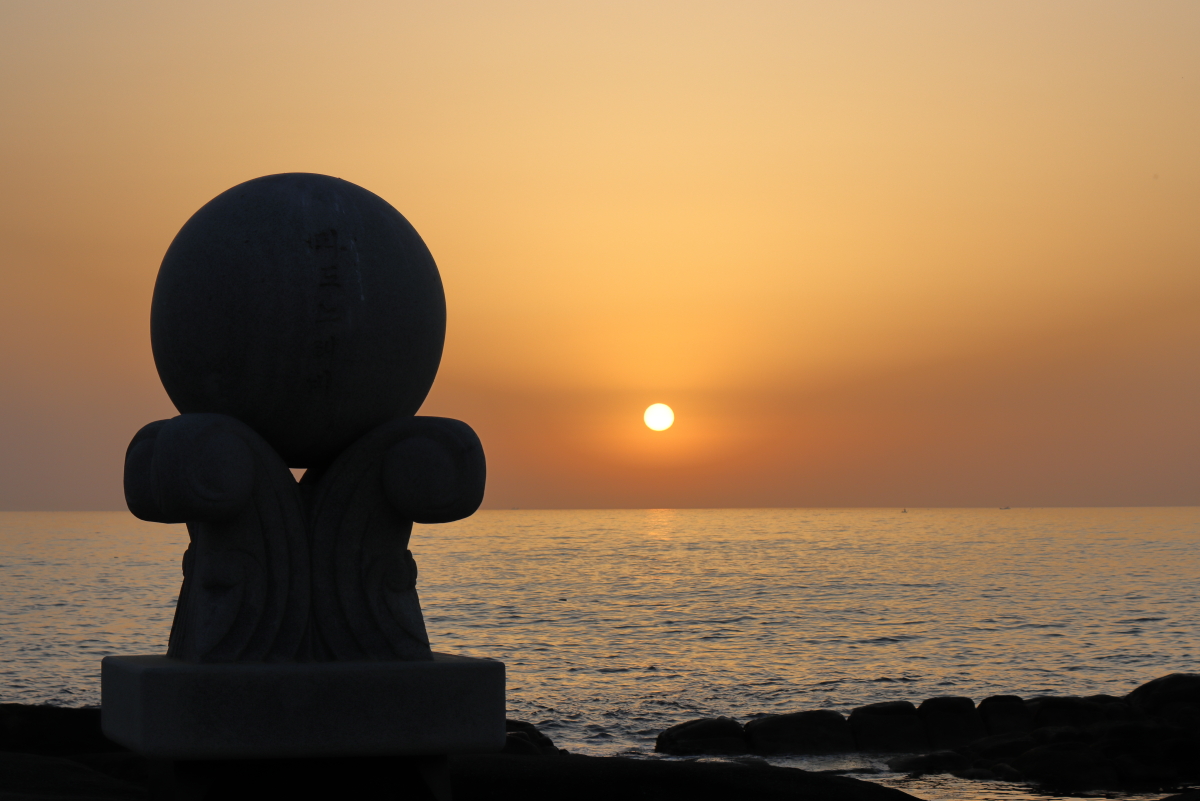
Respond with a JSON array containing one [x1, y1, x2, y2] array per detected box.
[[1, 507, 1197, 801]]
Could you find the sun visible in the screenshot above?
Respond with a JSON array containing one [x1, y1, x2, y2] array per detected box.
[[644, 403, 674, 431]]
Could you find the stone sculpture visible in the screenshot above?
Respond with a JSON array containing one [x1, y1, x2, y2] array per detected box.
[[102, 174, 504, 778], [124, 172, 484, 664]]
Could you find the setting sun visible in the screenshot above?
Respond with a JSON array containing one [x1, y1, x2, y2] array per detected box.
[[644, 403, 674, 431]]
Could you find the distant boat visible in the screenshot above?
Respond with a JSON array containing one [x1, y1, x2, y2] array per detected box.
[[999, 506, 1011, 510], [901, 508, 908, 513]]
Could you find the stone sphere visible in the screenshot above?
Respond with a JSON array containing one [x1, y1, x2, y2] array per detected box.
[[151, 173, 446, 468]]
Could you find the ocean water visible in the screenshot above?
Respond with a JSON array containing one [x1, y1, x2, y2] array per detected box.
[[1, 508, 1197, 801]]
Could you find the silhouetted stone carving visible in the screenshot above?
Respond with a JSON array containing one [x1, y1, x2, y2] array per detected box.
[[150, 174, 445, 469], [124, 173, 485, 664]]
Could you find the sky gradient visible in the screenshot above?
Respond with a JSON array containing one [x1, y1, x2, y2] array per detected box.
[[1, 1, 1197, 509]]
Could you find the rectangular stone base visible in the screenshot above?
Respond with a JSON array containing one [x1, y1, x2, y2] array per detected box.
[[101, 653, 505, 759]]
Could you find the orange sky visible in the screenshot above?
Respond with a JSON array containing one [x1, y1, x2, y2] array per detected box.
[[1, 1, 1197, 509]]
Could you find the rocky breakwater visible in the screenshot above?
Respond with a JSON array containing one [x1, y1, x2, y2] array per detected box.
[[0, 703, 920, 800], [656, 673, 1200, 795]]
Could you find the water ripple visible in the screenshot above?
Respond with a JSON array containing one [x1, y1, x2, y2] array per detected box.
[[1, 508, 1197, 801]]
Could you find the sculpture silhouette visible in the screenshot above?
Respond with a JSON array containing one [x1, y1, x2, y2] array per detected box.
[[124, 173, 485, 664]]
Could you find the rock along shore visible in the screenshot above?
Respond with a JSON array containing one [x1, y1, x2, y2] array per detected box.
[[655, 672, 1200, 796], [0, 703, 915, 801], [4, 674, 1198, 800]]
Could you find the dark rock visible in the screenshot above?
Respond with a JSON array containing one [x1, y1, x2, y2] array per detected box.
[[505, 719, 561, 754], [1128, 673, 1200, 726], [1156, 734, 1200, 782], [0, 742, 923, 801], [0, 751, 143, 799], [978, 695, 1034, 735], [62, 750, 150, 785], [726, 755, 772, 767], [1085, 692, 1128, 707], [1090, 720, 1200, 786], [451, 752, 923, 800], [503, 732, 546, 756], [1028, 695, 1109, 729], [848, 702, 929, 753], [1101, 740, 1182, 788], [917, 696, 985, 749], [1010, 741, 1119, 789], [1091, 719, 1181, 744], [0, 703, 117, 754], [963, 731, 1037, 760], [745, 709, 855, 754], [1168, 733, 1200, 779], [1031, 725, 1088, 745], [956, 760, 1024, 783], [886, 750, 969, 775], [160, 754, 451, 800], [910, 689, 1200, 794], [655, 717, 748, 755], [1086, 694, 1137, 722], [691, 755, 773, 768], [990, 762, 1024, 782]]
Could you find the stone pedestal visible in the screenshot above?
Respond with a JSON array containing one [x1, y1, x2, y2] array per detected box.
[[101, 653, 505, 760]]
